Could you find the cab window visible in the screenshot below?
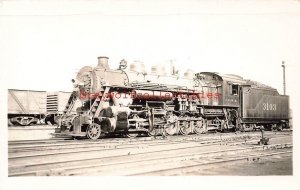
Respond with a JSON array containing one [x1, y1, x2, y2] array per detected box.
[[229, 84, 239, 95]]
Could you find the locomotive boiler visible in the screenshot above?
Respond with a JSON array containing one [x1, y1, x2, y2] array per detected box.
[[58, 57, 290, 139]]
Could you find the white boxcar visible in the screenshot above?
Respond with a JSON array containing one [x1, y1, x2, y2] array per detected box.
[[8, 89, 47, 126]]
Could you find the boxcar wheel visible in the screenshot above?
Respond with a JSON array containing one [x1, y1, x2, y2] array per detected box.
[[86, 123, 101, 140], [8, 118, 13, 126]]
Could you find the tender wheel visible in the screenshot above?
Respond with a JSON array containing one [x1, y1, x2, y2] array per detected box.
[[194, 119, 206, 134], [86, 123, 101, 140], [277, 124, 283, 131], [214, 118, 221, 131]]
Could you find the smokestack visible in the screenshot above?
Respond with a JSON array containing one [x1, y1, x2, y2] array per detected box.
[[282, 61, 286, 95], [97, 56, 110, 69]]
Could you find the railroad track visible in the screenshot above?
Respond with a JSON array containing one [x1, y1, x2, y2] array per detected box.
[[8, 132, 292, 176], [9, 131, 290, 158], [131, 149, 293, 176], [9, 143, 292, 176], [8, 139, 70, 146], [9, 138, 250, 165], [8, 130, 291, 149]]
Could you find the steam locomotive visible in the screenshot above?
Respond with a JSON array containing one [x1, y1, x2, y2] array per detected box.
[[58, 57, 290, 140]]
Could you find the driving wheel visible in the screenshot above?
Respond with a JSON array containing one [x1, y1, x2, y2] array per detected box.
[[194, 119, 206, 134]]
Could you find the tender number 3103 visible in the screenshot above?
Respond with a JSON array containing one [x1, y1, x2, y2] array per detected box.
[[262, 103, 277, 111]]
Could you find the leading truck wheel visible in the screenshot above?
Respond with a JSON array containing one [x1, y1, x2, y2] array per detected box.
[[86, 123, 101, 140]]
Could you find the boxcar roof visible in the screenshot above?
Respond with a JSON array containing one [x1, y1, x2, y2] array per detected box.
[[8, 89, 47, 92]]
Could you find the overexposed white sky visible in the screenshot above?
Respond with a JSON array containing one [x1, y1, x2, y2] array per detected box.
[[0, 0, 299, 94], [1, 0, 300, 189]]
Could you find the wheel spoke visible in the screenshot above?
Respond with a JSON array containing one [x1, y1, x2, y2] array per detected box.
[[87, 123, 101, 140]]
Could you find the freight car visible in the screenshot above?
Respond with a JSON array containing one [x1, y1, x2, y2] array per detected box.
[[8, 90, 80, 126], [8, 89, 47, 126], [57, 57, 290, 140], [45, 91, 82, 125]]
